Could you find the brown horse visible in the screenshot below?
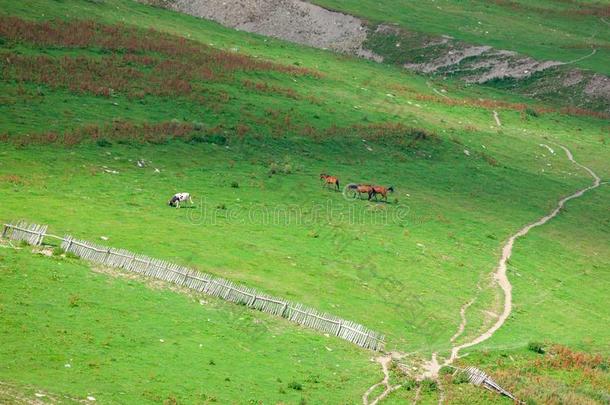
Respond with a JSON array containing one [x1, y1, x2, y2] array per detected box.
[[346, 183, 374, 200], [320, 173, 340, 191], [370, 185, 395, 202]]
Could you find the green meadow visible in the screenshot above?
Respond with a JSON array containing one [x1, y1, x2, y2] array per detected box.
[[313, 0, 610, 74], [0, 0, 608, 403]]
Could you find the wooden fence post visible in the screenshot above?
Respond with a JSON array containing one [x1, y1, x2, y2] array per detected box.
[[1, 224, 9, 239], [281, 302, 289, 318], [37, 228, 45, 246], [336, 321, 343, 336]]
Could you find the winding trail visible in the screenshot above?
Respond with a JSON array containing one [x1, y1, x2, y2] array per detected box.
[[367, 144, 602, 403], [493, 111, 502, 127], [362, 355, 401, 405], [427, 144, 602, 376], [564, 48, 597, 65], [450, 299, 476, 344]]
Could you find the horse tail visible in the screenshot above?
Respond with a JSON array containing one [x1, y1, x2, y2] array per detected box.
[[336, 179, 340, 190]]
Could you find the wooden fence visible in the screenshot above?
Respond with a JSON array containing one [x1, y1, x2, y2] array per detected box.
[[2, 221, 385, 351]]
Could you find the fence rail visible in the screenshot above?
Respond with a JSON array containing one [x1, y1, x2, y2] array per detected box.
[[2, 221, 385, 351]]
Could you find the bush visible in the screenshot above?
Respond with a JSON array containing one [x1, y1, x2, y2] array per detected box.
[[420, 378, 437, 392], [65, 252, 79, 260], [189, 134, 227, 145], [401, 378, 417, 391], [69, 295, 81, 308], [268, 162, 279, 176], [96, 138, 112, 147], [231, 181, 239, 188], [438, 366, 453, 375], [528, 341, 546, 354], [52, 247, 65, 256], [305, 374, 320, 384], [288, 381, 302, 391], [526, 108, 539, 118], [452, 371, 470, 384]]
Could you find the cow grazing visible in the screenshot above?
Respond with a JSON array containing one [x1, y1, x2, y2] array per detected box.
[[168, 192, 194, 208]]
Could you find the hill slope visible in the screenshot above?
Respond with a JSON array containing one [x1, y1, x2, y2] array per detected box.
[[1, 0, 609, 403], [150, 0, 610, 112]]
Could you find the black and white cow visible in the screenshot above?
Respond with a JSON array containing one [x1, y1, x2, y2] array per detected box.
[[168, 192, 193, 208]]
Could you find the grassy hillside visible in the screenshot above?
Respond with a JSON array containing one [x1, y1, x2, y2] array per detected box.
[[1, 0, 609, 403], [0, 247, 377, 404], [313, 0, 610, 75]]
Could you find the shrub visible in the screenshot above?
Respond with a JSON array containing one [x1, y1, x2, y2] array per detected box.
[[526, 108, 540, 118], [401, 378, 417, 391], [528, 341, 545, 354], [288, 381, 302, 391], [96, 138, 112, 147], [69, 295, 81, 308], [52, 247, 65, 256], [65, 252, 79, 260], [420, 378, 437, 392], [438, 366, 453, 375], [268, 162, 279, 175], [305, 375, 320, 384], [163, 396, 178, 405], [230, 181, 239, 188], [452, 371, 470, 384]]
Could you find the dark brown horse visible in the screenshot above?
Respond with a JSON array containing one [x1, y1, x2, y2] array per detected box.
[[346, 183, 374, 200], [320, 173, 340, 191], [370, 185, 395, 202]]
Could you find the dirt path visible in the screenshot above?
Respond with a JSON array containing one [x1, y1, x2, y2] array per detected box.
[[424, 144, 602, 376], [362, 354, 401, 405], [450, 299, 476, 343], [493, 111, 501, 127], [564, 48, 597, 65]]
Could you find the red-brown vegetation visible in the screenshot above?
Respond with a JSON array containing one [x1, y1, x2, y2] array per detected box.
[[0, 17, 321, 77], [0, 17, 322, 103]]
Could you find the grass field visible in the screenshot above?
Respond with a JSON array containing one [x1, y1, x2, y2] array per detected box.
[[0, 247, 378, 404], [1, 0, 609, 403], [313, 0, 610, 75]]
